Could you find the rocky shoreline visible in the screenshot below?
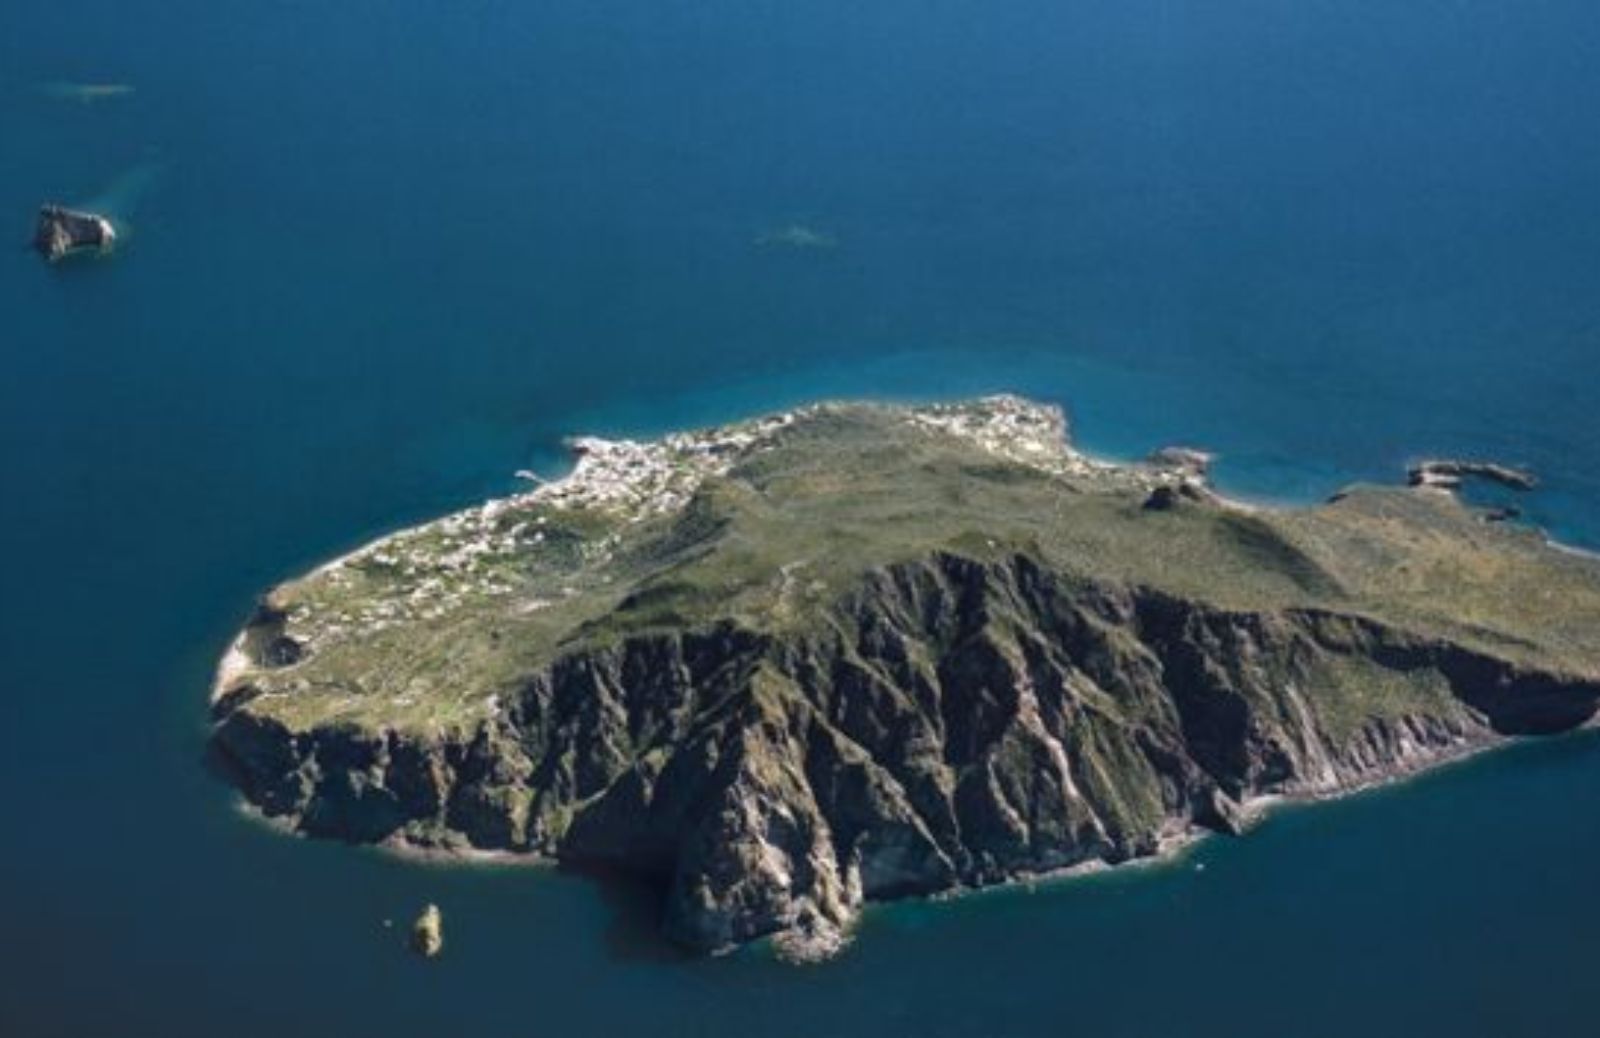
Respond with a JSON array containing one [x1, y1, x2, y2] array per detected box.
[[1408, 458, 1539, 492], [208, 396, 1600, 957]]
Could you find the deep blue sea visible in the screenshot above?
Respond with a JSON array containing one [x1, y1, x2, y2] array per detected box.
[[4, 1, 1600, 1034]]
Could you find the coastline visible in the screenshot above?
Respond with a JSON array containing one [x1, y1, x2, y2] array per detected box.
[[816, 725, 1542, 958], [906, 725, 1514, 904], [225, 716, 1550, 962]]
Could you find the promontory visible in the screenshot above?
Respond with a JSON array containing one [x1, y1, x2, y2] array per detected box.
[[208, 396, 1600, 956]]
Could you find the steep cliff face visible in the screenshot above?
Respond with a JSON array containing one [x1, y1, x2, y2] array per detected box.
[[211, 550, 1600, 953], [207, 397, 1600, 954]]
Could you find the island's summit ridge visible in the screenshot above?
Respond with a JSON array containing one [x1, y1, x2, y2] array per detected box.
[[209, 396, 1600, 956]]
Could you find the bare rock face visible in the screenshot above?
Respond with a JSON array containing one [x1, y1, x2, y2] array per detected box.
[[32, 204, 115, 262], [205, 397, 1600, 956]]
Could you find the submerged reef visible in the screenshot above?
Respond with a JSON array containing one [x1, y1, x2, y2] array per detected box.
[[754, 224, 838, 250], [37, 81, 134, 104]]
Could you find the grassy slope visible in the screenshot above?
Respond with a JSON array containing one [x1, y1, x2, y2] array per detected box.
[[230, 404, 1600, 734]]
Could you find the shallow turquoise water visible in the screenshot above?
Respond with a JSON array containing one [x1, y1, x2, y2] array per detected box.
[[3, 1, 1600, 1034]]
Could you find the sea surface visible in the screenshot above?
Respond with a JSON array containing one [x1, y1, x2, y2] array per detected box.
[[4, 2, 1600, 1035]]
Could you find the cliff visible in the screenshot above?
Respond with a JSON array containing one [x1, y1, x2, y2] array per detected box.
[[207, 397, 1600, 955]]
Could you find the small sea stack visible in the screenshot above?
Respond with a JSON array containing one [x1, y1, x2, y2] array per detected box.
[[32, 204, 116, 262], [410, 904, 444, 958]]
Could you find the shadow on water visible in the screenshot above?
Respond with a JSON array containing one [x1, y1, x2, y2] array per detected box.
[[556, 860, 698, 964], [201, 718, 698, 965]]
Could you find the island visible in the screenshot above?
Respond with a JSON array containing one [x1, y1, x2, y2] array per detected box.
[[208, 396, 1600, 958], [32, 204, 115, 262]]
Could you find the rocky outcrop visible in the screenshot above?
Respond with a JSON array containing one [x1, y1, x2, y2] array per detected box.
[[32, 204, 115, 262], [209, 552, 1600, 954], [410, 904, 443, 958], [1409, 459, 1538, 492], [1148, 445, 1214, 477]]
